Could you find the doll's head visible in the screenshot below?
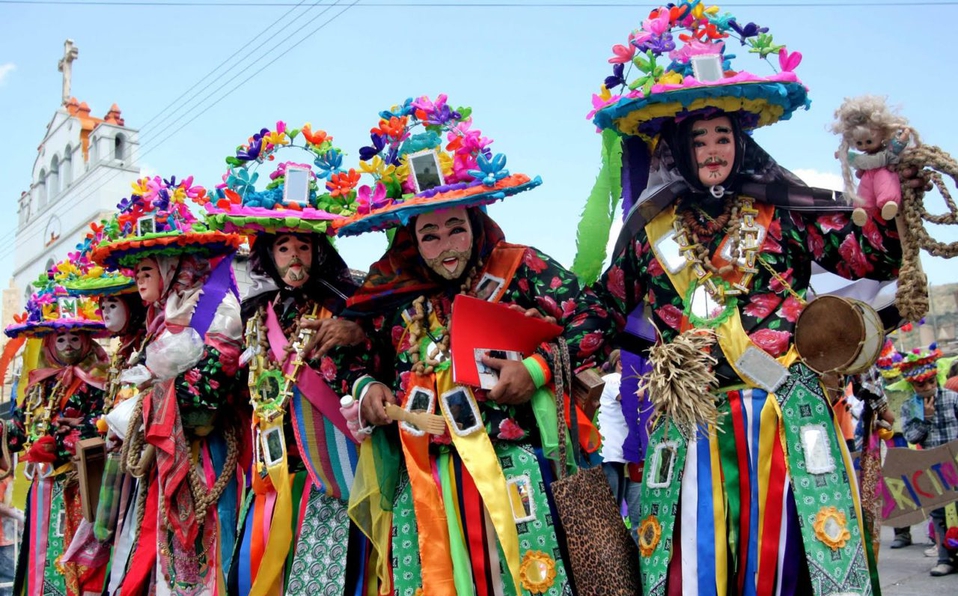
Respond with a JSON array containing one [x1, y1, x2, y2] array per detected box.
[[831, 95, 910, 155], [831, 95, 917, 212]]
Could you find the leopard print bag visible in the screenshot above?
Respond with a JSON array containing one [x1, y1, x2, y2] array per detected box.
[[549, 340, 641, 596]]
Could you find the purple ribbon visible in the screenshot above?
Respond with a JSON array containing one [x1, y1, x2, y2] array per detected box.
[[190, 253, 238, 338]]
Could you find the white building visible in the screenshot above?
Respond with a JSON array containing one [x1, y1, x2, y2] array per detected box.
[[13, 97, 141, 305]]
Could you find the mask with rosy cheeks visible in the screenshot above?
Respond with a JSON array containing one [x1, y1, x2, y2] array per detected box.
[[414, 207, 474, 280], [691, 115, 736, 188], [134, 257, 163, 304], [99, 296, 130, 333], [55, 332, 84, 365], [272, 234, 313, 288]]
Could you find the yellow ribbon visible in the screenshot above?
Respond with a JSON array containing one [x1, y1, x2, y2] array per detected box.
[[434, 368, 522, 595], [348, 440, 394, 595], [250, 415, 291, 596], [645, 204, 795, 384], [709, 427, 728, 596]]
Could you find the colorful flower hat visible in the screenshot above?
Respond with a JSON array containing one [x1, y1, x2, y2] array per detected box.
[[875, 338, 903, 380], [589, 1, 810, 145], [897, 344, 942, 384], [5, 271, 107, 339], [56, 220, 135, 296], [204, 121, 358, 236], [92, 175, 243, 269], [334, 94, 542, 237]]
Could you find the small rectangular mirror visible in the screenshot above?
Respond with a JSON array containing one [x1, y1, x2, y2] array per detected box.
[[283, 165, 312, 206], [691, 54, 724, 82], [409, 150, 445, 193], [261, 426, 287, 468]]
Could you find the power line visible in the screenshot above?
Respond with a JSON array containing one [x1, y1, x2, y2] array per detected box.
[[41, 0, 344, 215], [1, 0, 358, 259], [0, 0, 323, 249], [2, 0, 957, 5]]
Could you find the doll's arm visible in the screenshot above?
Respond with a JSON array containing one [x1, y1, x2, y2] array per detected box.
[[849, 150, 898, 170]]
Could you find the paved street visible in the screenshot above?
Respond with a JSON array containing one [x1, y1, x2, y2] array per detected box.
[[878, 523, 958, 594]]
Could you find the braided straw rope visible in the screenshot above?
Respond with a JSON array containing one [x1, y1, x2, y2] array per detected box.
[[893, 145, 958, 321], [0, 425, 12, 480]]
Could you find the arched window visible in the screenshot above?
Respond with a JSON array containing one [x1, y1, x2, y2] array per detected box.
[[49, 156, 60, 199], [62, 144, 73, 187], [37, 169, 47, 209], [114, 133, 127, 162], [44, 258, 55, 272], [24, 286, 33, 306]]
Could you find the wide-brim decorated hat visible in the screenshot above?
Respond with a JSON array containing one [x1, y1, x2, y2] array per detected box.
[[875, 338, 903, 380], [92, 175, 243, 269], [204, 121, 358, 237], [56, 221, 135, 296], [5, 271, 107, 339], [898, 344, 942, 384], [334, 94, 542, 237], [589, 2, 810, 145]]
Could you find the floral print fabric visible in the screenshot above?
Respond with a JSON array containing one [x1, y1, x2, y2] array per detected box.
[[595, 202, 902, 383], [9, 376, 105, 466], [369, 244, 607, 443]]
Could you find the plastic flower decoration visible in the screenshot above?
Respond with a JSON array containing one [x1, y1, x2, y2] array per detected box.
[[334, 93, 542, 237], [589, 0, 809, 144], [53, 219, 136, 296], [5, 267, 107, 339], [354, 94, 509, 202], [213, 121, 358, 217]]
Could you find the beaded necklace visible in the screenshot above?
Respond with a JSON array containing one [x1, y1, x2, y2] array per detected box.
[[406, 258, 483, 375], [672, 194, 761, 303]]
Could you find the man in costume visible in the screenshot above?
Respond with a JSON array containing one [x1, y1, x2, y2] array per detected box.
[[4, 278, 110, 596], [53, 223, 148, 594], [589, 4, 903, 594], [204, 122, 379, 595], [898, 346, 958, 576], [91, 175, 246, 596], [336, 95, 607, 596]]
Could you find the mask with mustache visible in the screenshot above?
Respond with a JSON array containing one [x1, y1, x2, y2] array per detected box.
[[278, 256, 308, 284], [424, 248, 472, 280]]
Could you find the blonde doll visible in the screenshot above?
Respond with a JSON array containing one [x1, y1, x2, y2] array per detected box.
[[832, 95, 917, 226]]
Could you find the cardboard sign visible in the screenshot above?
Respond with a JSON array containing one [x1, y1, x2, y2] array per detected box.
[[450, 295, 562, 388], [881, 439, 958, 527]]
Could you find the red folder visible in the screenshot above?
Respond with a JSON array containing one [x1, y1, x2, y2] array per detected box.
[[450, 295, 562, 387]]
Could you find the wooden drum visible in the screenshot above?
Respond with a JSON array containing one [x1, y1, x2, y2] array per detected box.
[[794, 295, 884, 375]]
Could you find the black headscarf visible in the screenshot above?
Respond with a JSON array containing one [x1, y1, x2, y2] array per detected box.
[[241, 232, 357, 319], [613, 110, 853, 256]]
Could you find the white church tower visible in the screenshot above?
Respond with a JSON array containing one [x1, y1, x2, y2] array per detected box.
[[11, 39, 141, 307]]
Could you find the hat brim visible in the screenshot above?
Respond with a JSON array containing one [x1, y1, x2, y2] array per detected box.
[[205, 205, 345, 236], [92, 231, 243, 269], [62, 276, 136, 296], [593, 76, 809, 143], [334, 174, 542, 237], [5, 319, 108, 339]]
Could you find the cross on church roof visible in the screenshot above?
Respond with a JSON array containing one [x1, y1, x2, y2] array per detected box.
[[58, 39, 78, 107]]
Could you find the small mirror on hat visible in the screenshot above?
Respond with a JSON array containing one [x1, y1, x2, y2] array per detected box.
[[690, 54, 724, 83], [57, 296, 78, 319], [283, 165, 312, 206], [409, 150, 445, 193], [137, 215, 156, 236]]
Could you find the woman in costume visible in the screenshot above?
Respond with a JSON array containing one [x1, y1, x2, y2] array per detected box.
[[204, 122, 379, 595], [54, 223, 148, 593], [4, 279, 110, 596], [336, 96, 607, 596], [588, 4, 902, 594], [91, 175, 246, 596]]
